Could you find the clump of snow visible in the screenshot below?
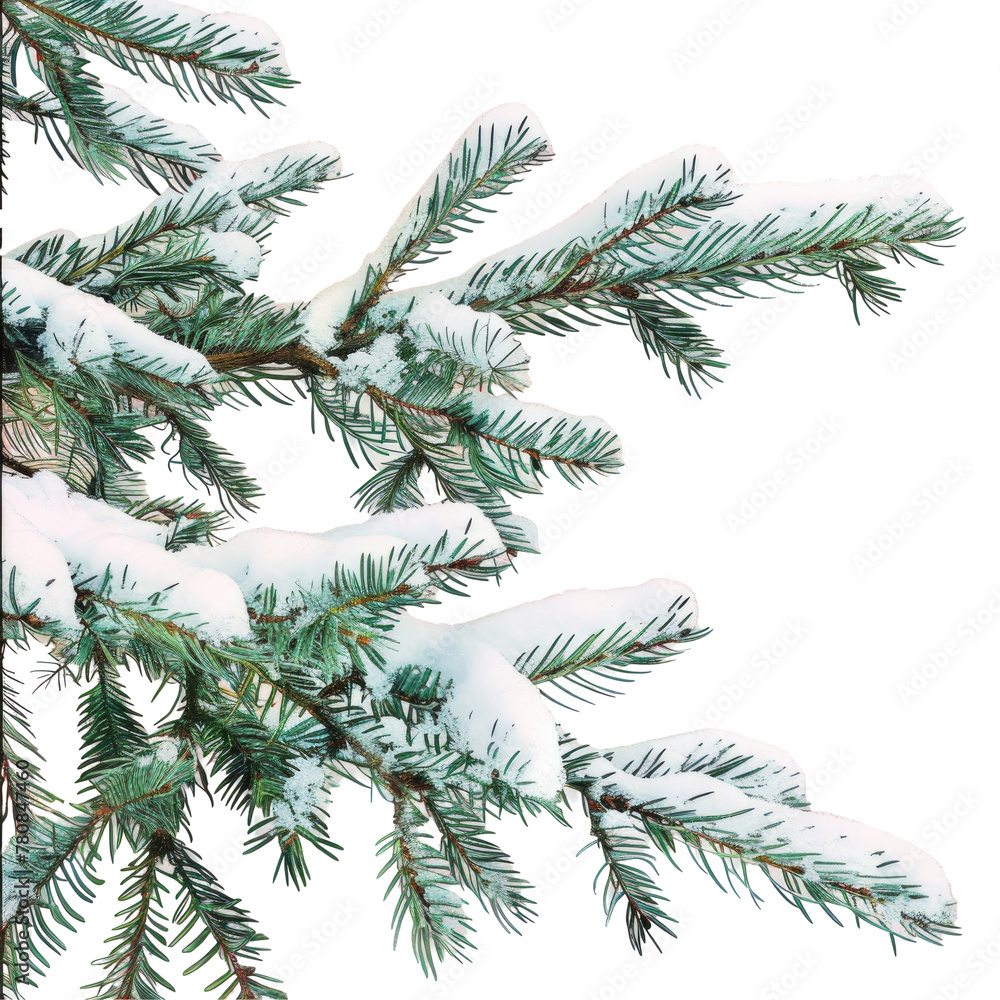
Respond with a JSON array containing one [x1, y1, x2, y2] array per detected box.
[[406, 291, 530, 392], [558, 145, 733, 253], [462, 392, 621, 469], [179, 501, 505, 617], [154, 738, 181, 764], [576, 740, 956, 930], [117, 3, 292, 75], [1, 498, 79, 631], [373, 615, 566, 800], [303, 105, 549, 352], [4, 473, 250, 643], [323, 502, 503, 557], [712, 175, 950, 240], [2, 258, 51, 324], [207, 142, 340, 214], [8, 229, 78, 269], [134, 738, 181, 769], [300, 281, 357, 355], [3, 258, 216, 382], [4, 144, 340, 312], [199, 231, 262, 281], [605, 729, 808, 807], [181, 526, 419, 618], [273, 758, 327, 831], [636, 175, 955, 280], [40, 290, 115, 370], [100, 83, 218, 170], [334, 331, 407, 393], [457, 579, 697, 674], [502, 513, 537, 553], [594, 809, 638, 832]]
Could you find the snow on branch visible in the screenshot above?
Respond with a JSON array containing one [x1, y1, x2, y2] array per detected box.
[[8, 144, 341, 292], [433, 144, 736, 312], [2, 33, 965, 985], [370, 614, 567, 801], [1, 473, 512, 648], [304, 104, 552, 352], [3, 471, 961, 971], [3, 144, 340, 514], [3, 471, 250, 642], [3, 1, 296, 192], [456, 580, 702, 704], [30, 1, 293, 101], [271, 110, 961, 542], [565, 733, 957, 945], [3, 257, 217, 381], [381, 134, 960, 392], [406, 292, 531, 395], [431, 150, 958, 317], [604, 729, 809, 809], [178, 500, 510, 620]]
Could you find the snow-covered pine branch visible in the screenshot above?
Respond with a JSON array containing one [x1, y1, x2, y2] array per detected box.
[[2, 1, 294, 189], [2, 3, 963, 993], [562, 730, 957, 948], [297, 107, 959, 539], [3, 476, 957, 980], [418, 149, 959, 392], [3, 143, 340, 513], [1, 469, 706, 978], [305, 107, 552, 351], [453, 580, 705, 706], [6, 92, 959, 548]]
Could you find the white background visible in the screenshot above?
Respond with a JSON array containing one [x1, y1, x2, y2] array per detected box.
[[4, 1, 999, 998]]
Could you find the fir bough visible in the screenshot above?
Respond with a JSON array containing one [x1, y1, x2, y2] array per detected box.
[[2, 2, 961, 995]]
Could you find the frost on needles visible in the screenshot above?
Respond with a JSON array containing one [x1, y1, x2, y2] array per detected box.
[[1, 1, 961, 995]]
